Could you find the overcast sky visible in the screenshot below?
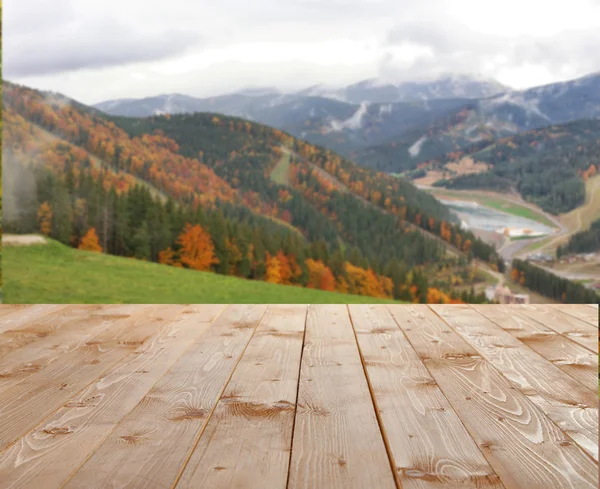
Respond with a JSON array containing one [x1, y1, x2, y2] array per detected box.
[[4, 0, 600, 104]]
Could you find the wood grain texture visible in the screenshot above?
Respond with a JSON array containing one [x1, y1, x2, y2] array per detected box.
[[471, 305, 598, 391], [0, 304, 596, 489], [177, 305, 307, 489], [349, 304, 504, 489], [63, 304, 267, 489], [432, 305, 598, 461], [516, 305, 598, 353], [0, 305, 145, 396], [0, 305, 67, 334], [0, 305, 182, 452], [0, 305, 105, 358], [555, 305, 599, 327], [0, 305, 223, 489], [389, 305, 597, 489], [0, 305, 44, 318], [287, 305, 396, 489]]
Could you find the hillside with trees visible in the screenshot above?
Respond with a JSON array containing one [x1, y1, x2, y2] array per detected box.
[[3, 81, 500, 303], [511, 259, 598, 303], [557, 219, 600, 256], [431, 120, 600, 214]]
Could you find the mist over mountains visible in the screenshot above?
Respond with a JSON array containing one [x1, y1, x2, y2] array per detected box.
[[95, 71, 600, 174]]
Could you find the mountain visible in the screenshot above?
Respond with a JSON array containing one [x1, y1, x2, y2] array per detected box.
[[352, 72, 600, 173], [478, 71, 600, 128], [94, 72, 600, 178], [94, 73, 507, 117], [94, 90, 474, 158], [321, 74, 508, 104], [430, 119, 600, 213], [4, 80, 500, 303]]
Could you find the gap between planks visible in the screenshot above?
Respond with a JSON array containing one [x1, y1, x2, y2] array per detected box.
[[0, 305, 225, 489], [391, 305, 597, 489]]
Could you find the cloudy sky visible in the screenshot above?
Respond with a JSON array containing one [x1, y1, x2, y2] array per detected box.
[[4, 0, 600, 104]]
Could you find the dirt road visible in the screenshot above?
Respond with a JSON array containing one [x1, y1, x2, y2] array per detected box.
[[3, 234, 48, 246]]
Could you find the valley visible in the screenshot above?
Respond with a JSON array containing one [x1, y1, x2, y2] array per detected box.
[[3, 69, 599, 305], [424, 179, 600, 296], [3, 81, 500, 304]]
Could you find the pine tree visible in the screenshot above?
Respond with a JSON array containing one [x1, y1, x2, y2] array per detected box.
[[131, 221, 151, 260]]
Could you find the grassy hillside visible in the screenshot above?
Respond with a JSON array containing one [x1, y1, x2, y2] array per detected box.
[[3, 240, 398, 304]]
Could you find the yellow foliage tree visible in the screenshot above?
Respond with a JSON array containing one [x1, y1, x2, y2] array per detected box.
[[37, 202, 53, 236], [266, 253, 282, 284]]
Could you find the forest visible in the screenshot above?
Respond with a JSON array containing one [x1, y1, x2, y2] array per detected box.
[[113, 111, 501, 266], [3, 81, 495, 303], [557, 219, 600, 256], [511, 259, 598, 303], [433, 120, 600, 214], [6, 161, 490, 304]]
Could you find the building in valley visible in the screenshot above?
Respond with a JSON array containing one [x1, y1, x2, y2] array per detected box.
[[490, 284, 530, 304]]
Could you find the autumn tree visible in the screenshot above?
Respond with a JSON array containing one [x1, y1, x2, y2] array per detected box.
[[37, 202, 53, 236], [510, 268, 520, 282], [305, 259, 336, 291], [177, 223, 219, 271], [265, 252, 282, 284], [158, 247, 179, 267], [78, 228, 103, 253]]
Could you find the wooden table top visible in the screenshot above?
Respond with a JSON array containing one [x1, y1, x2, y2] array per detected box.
[[0, 304, 597, 488]]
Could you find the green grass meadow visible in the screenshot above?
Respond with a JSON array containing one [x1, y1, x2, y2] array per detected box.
[[3, 240, 399, 304]]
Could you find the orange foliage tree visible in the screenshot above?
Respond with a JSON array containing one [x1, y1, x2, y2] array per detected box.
[[177, 224, 219, 271], [427, 288, 451, 304], [78, 228, 103, 253], [158, 247, 180, 267], [305, 259, 336, 291], [37, 202, 53, 236], [343, 262, 392, 298], [510, 268, 520, 282]]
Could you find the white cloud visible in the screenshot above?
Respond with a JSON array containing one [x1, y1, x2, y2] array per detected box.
[[4, 0, 600, 102]]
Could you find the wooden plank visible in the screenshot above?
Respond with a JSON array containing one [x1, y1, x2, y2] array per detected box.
[[0, 304, 129, 365], [517, 305, 597, 353], [63, 305, 267, 489], [349, 305, 504, 489], [0, 305, 67, 334], [0, 305, 37, 318], [0, 305, 224, 489], [0, 305, 105, 357], [432, 305, 598, 461], [0, 305, 156, 396], [389, 305, 597, 489], [472, 305, 598, 391], [287, 305, 396, 489], [0, 305, 187, 452], [176, 305, 307, 489], [554, 305, 599, 327]]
